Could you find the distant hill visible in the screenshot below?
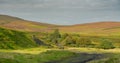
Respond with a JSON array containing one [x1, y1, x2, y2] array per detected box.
[[0, 15, 57, 32], [58, 22, 120, 35], [0, 27, 37, 49], [1, 15, 120, 35]]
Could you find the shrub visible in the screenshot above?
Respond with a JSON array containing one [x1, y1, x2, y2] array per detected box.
[[98, 39, 115, 49], [76, 37, 92, 47]]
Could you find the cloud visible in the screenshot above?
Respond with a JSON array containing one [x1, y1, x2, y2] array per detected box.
[[0, 0, 120, 25], [0, 0, 119, 10]]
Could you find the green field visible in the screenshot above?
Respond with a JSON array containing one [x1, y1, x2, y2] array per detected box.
[[0, 47, 120, 63]]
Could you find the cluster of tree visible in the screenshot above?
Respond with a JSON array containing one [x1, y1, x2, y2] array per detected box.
[[44, 29, 93, 48], [43, 29, 115, 49]]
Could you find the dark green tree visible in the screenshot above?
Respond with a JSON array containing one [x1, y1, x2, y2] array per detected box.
[[49, 29, 61, 45], [53, 29, 61, 39]]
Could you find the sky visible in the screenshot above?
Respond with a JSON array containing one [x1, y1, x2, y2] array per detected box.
[[0, 0, 120, 25]]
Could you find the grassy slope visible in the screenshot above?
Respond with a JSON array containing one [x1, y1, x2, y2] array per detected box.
[[0, 27, 37, 49]]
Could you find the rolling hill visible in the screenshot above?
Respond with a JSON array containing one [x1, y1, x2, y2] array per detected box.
[[0, 15, 57, 32], [1, 15, 120, 35], [59, 22, 120, 35]]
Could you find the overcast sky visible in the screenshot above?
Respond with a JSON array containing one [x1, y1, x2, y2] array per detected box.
[[0, 0, 120, 25]]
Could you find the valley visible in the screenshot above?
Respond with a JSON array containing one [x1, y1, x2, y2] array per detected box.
[[0, 15, 120, 63]]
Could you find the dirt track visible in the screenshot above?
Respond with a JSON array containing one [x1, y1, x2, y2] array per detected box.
[[45, 53, 103, 63]]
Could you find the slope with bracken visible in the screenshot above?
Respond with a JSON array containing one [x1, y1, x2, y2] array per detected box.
[[0, 27, 37, 49]]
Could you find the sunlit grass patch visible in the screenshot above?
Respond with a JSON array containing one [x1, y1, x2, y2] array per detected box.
[[0, 47, 49, 54], [0, 50, 76, 63], [66, 47, 120, 53]]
